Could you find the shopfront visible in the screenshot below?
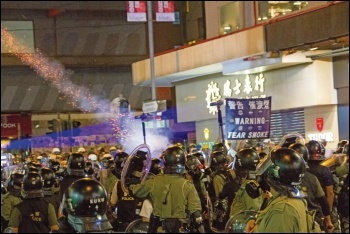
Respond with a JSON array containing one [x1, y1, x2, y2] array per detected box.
[[174, 56, 341, 151]]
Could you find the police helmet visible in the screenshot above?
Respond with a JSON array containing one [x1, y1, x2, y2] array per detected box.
[[22, 172, 44, 198], [65, 178, 107, 217], [212, 142, 228, 156], [150, 158, 162, 175], [67, 153, 85, 176], [9, 172, 24, 191], [336, 140, 349, 153], [27, 166, 40, 173], [101, 154, 114, 169], [161, 145, 186, 174], [306, 140, 326, 160], [84, 161, 94, 176], [186, 155, 202, 171], [235, 148, 260, 171], [27, 161, 42, 170], [289, 143, 309, 162], [114, 152, 129, 179], [209, 151, 228, 171], [343, 142, 349, 156], [267, 148, 306, 186], [40, 167, 56, 196], [191, 152, 206, 166], [49, 160, 60, 173]]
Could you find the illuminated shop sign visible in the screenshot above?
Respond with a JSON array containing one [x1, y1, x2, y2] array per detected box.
[[206, 74, 266, 115], [308, 132, 334, 142]]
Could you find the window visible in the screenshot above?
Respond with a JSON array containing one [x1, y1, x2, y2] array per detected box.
[[256, 1, 326, 23], [1, 20, 35, 54], [269, 108, 305, 144]]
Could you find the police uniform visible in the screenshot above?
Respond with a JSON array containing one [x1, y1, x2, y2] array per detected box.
[[300, 171, 330, 232], [129, 173, 201, 220], [104, 169, 118, 197], [251, 188, 308, 233], [335, 162, 349, 233], [1, 193, 22, 230], [230, 179, 264, 218], [8, 199, 58, 233]]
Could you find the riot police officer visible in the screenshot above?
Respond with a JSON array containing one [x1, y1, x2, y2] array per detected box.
[[306, 140, 337, 231], [40, 167, 61, 216], [58, 153, 86, 218], [8, 172, 59, 233], [1, 172, 23, 231], [245, 148, 308, 233], [229, 147, 263, 218], [59, 178, 113, 233], [129, 145, 204, 233], [290, 142, 334, 233]]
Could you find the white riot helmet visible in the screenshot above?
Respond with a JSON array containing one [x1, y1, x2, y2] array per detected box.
[[52, 148, 60, 154], [88, 153, 97, 161]]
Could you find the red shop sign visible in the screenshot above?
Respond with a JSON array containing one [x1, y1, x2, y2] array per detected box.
[[316, 117, 323, 132], [1, 114, 32, 138]]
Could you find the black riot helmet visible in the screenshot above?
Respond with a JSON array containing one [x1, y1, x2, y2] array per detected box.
[[235, 148, 260, 171], [49, 160, 60, 173], [161, 145, 186, 174], [336, 140, 349, 153], [212, 142, 228, 156], [67, 153, 85, 176], [39, 167, 56, 196], [150, 158, 162, 175], [191, 151, 206, 166], [39, 167, 56, 188], [267, 148, 306, 186], [185, 155, 203, 179], [65, 178, 108, 217], [306, 140, 326, 161], [101, 154, 114, 169], [8, 171, 24, 197], [289, 143, 309, 162], [22, 172, 44, 199], [208, 150, 228, 171], [114, 151, 129, 179], [84, 161, 94, 176]]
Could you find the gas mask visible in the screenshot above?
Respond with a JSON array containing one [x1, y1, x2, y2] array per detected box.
[[245, 173, 270, 199]]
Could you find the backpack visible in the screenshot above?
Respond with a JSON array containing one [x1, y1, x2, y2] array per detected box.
[[337, 174, 349, 217]]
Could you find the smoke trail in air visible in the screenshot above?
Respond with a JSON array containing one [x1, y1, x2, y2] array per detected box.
[[2, 27, 172, 154]]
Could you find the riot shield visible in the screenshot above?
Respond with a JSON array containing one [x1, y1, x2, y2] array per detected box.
[[125, 218, 149, 233], [120, 143, 152, 194], [320, 153, 347, 172], [225, 210, 258, 233]]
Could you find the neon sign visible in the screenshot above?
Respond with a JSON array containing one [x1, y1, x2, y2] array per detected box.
[[206, 73, 266, 114]]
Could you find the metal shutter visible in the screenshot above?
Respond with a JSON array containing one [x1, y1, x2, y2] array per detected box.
[[269, 108, 305, 144]]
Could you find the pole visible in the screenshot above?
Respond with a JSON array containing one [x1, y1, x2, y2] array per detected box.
[[147, 1, 158, 130], [147, 1, 156, 101]]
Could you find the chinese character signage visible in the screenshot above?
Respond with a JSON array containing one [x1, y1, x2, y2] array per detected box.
[[205, 73, 266, 115], [225, 97, 271, 140], [126, 1, 147, 22], [156, 1, 175, 22]]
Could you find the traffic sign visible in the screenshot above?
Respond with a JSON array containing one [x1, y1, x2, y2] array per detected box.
[[142, 100, 167, 114]]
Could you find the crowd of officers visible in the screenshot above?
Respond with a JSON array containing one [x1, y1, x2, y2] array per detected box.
[[0, 136, 349, 233]]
